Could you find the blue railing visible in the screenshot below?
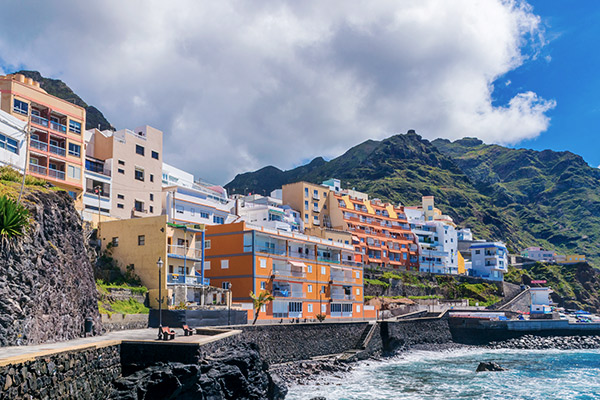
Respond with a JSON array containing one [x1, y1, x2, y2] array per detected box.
[[31, 114, 49, 127]]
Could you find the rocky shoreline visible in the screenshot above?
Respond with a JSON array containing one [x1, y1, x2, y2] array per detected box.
[[488, 335, 600, 350]]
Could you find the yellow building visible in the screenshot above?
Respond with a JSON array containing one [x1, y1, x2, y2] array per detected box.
[[99, 215, 207, 308], [282, 181, 331, 228], [0, 73, 86, 204], [555, 254, 586, 264]]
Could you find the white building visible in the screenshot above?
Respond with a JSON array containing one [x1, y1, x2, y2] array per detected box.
[[406, 204, 459, 275], [530, 287, 553, 315], [521, 247, 555, 262], [457, 228, 473, 241], [162, 163, 235, 226], [470, 242, 508, 281], [235, 194, 303, 232], [0, 109, 27, 170], [82, 129, 112, 223]]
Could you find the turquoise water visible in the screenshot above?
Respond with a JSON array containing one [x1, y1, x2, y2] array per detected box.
[[285, 348, 600, 400]]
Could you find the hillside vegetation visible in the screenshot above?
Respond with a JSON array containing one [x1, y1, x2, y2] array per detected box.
[[226, 132, 600, 266]]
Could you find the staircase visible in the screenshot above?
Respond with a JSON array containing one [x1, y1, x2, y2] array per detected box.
[[338, 322, 378, 362], [498, 288, 531, 312]]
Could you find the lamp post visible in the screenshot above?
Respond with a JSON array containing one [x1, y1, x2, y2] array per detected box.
[[228, 282, 233, 325], [157, 257, 164, 339]]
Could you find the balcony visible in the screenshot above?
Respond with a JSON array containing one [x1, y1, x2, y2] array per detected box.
[[313, 207, 320, 213], [318, 256, 340, 264], [330, 268, 355, 283], [49, 120, 67, 134], [273, 264, 306, 279], [31, 114, 49, 127], [273, 289, 305, 298], [29, 163, 47, 176], [167, 244, 202, 260], [256, 245, 287, 256], [49, 143, 66, 157], [30, 138, 48, 152], [330, 292, 355, 300], [312, 193, 320, 200], [167, 274, 202, 285], [48, 168, 65, 180]]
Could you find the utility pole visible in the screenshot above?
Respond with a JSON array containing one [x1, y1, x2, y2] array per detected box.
[[94, 186, 101, 237], [17, 114, 31, 205]]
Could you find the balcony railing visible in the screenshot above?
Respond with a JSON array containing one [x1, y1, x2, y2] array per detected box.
[[49, 120, 67, 134], [331, 311, 353, 318], [167, 274, 202, 285], [318, 256, 340, 264], [330, 270, 355, 283], [330, 292, 355, 300], [167, 245, 202, 259], [288, 251, 313, 260], [30, 138, 48, 152], [31, 114, 48, 127], [48, 168, 65, 180], [29, 163, 47, 176], [273, 289, 305, 298], [256, 246, 287, 256], [273, 266, 306, 279], [49, 143, 66, 157]]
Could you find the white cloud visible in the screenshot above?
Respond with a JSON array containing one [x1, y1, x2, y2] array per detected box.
[[0, 0, 554, 183]]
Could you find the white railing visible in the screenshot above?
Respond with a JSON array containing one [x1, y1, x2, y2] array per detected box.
[[48, 168, 65, 180]]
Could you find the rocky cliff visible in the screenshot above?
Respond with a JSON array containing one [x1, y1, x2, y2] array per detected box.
[[0, 188, 101, 346]]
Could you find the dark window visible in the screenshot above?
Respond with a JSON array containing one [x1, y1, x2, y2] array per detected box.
[[117, 194, 124, 200], [85, 178, 110, 197], [149, 205, 154, 213], [134, 200, 144, 212], [68, 120, 81, 134], [135, 145, 145, 156], [149, 193, 154, 201], [68, 143, 81, 157], [118, 168, 125, 174], [151, 151, 159, 160], [118, 160, 125, 165], [117, 203, 124, 209], [150, 174, 154, 182], [112, 237, 119, 247], [138, 235, 145, 246], [135, 168, 144, 181], [13, 99, 28, 115]]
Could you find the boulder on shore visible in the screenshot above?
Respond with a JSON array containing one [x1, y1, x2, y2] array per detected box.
[[476, 362, 507, 372]]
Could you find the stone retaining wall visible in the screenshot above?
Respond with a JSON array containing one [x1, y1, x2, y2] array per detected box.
[[101, 313, 148, 332], [0, 344, 120, 400], [383, 316, 452, 352]]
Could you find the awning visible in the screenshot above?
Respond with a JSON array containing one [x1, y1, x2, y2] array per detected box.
[[289, 260, 306, 269], [352, 236, 359, 242]]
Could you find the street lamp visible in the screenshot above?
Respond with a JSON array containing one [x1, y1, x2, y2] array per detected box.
[[157, 257, 164, 339], [228, 282, 233, 325]]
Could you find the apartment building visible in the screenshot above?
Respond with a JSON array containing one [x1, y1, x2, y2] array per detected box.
[[235, 193, 303, 232], [555, 254, 586, 264], [99, 215, 208, 307], [0, 73, 86, 201], [0, 109, 27, 170], [162, 163, 235, 226], [470, 242, 508, 281], [282, 180, 419, 271], [204, 221, 374, 321], [405, 197, 461, 274], [521, 247, 555, 262], [85, 126, 163, 220]]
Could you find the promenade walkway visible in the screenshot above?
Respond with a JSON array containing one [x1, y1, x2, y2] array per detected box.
[[0, 327, 239, 367]]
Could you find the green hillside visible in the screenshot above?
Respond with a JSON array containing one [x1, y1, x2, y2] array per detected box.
[[14, 70, 112, 131], [226, 132, 600, 266]]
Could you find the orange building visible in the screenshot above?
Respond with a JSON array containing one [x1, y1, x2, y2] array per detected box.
[[0, 73, 86, 201], [204, 221, 375, 321], [282, 180, 419, 272]]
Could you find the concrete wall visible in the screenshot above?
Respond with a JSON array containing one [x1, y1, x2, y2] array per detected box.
[[382, 317, 453, 352], [0, 344, 120, 400], [101, 314, 148, 332]]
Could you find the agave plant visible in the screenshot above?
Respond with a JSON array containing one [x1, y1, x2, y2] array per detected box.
[[0, 195, 30, 245]]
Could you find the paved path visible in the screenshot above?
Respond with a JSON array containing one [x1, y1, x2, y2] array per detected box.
[[0, 328, 239, 367]]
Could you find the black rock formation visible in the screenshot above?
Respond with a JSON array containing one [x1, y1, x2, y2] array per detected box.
[[112, 343, 287, 400], [476, 362, 507, 372], [0, 189, 100, 346]]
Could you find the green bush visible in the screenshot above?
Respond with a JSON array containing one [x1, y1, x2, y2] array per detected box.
[[0, 195, 29, 242], [364, 278, 390, 289], [96, 279, 148, 295], [102, 298, 149, 315], [0, 166, 46, 186]]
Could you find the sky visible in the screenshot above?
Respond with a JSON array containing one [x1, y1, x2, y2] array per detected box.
[[0, 0, 598, 184]]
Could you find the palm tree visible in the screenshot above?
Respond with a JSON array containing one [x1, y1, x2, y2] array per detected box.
[[249, 290, 274, 325]]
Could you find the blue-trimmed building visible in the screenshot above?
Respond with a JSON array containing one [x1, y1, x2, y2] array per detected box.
[[470, 242, 508, 281]]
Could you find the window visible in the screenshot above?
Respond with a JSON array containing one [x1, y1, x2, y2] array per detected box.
[[134, 168, 144, 181], [68, 120, 81, 134], [221, 281, 230, 289], [221, 259, 229, 269], [304, 187, 308, 197], [200, 212, 209, 219], [321, 304, 327, 313], [313, 189, 318, 197], [321, 266, 326, 275], [428, 205, 433, 211], [304, 201, 308, 211], [151, 150, 159, 160], [13, 99, 28, 115], [149, 193, 154, 201], [117, 203, 124, 209], [111, 237, 119, 247], [118, 168, 125, 174], [190, 208, 195, 216], [117, 194, 124, 200], [321, 285, 326, 294], [205, 240, 211, 249], [355, 271, 360, 279], [475, 250, 481, 255], [0, 134, 19, 154], [260, 304, 266, 312], [307, 265, 312, 273], [149, 206, 154, 213], [356, 288, 360, 295], [260, 259, 267, 268], [85, 178, 110, 197], [134, 200, 144, 212], [356, 305, 361, 313], [307, 284, 313, 293], [260, 281, 266, 290], [135, 144, 145, 155], [67, 165, 81, 180], [118, 160, 125, 165], [150, 174, 154, 182], [213, 216, 225, 224], [304, 214, 308, 223], [308, 304, 313, 313], [138, 235, 145, 246], [176, 205, 184, 214], [204, 261, 211, 270]]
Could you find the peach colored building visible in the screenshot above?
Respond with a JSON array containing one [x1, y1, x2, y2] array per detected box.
[[0, 73, 86, 201], [85, 126, 163, 219]]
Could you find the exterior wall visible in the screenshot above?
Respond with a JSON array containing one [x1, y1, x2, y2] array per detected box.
[[108, 126, 163, 220], [205, 221, 368, 321], [521, 247, 555, 262], [470, 242, 508, 281], [0, 109, 27, 170], [282, 181, 330, 228], [556, 254, 586, 264], [99, 215, 168, 307], [0, 74, 86, 204]]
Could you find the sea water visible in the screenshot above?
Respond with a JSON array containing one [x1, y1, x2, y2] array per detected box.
[[285, 348, 600, 400]]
